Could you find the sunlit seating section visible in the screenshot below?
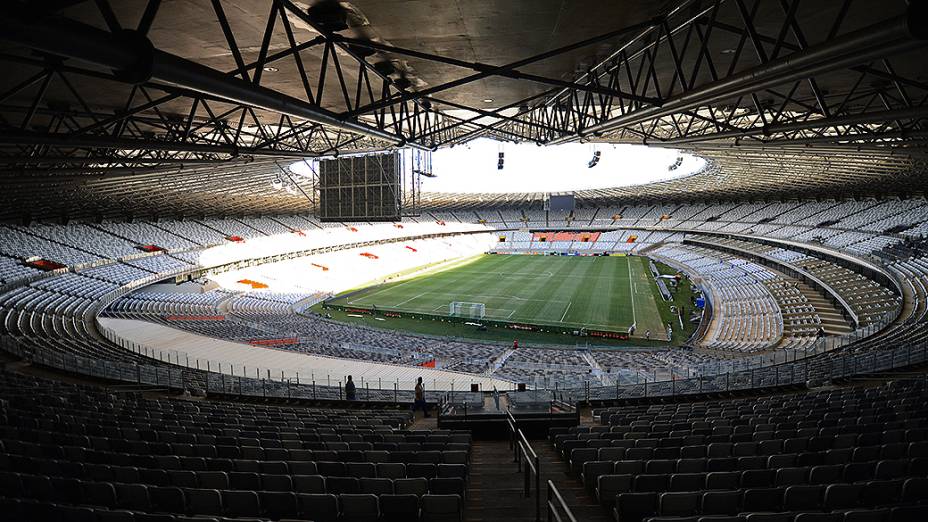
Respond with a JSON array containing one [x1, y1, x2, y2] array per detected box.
[[124, 255, 194, 276], [653, 245, 783, 352]]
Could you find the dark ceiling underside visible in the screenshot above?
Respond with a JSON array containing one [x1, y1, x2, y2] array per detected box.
[[0, 0, 925, 221]]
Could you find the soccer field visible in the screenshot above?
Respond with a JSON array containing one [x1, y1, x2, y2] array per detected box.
[[327, 254, 667, 336]]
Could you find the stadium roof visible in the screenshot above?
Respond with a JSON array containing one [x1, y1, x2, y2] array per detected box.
[[0, 0, 926, 220]]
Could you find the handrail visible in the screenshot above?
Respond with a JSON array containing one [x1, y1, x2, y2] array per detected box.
[[507, 409, 541, 522], [546, 480, 578, 522]]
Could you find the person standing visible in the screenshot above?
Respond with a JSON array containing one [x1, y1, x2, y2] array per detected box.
[[414, 377, 429, 417], [345, 375, 356, 401]]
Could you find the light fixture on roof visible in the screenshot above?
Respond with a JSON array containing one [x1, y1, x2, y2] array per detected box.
[[263, 66, 279, 72], [271, 176, 283, 190], [483, 98, 493, 103]]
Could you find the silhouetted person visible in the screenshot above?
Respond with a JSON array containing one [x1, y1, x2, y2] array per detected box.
[[345, 375, 356, 401], [413, 377, 429, 417]]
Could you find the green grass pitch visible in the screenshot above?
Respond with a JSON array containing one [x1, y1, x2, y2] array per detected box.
[[327, 254, 667, 337]]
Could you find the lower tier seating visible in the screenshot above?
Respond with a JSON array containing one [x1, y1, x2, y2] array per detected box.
[[550, 378, 928, 522], [0, 370, 471, 521]]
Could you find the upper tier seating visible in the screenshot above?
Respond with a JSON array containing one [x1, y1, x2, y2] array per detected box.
[[0, 256, 41, 286], [97, 222, 200, 251], [151, 220, 228, 247], [0, 226, 102, 267], [19, 224, 140, 260], [198, 219, 267, 240], [124, 256, 193, 276], [240, 217, 296, 236], [78, 264, 158, 286], [272, 215, 321, 232]]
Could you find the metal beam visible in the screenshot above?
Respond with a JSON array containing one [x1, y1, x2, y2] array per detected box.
[[345, 16, 665, 117], [679, 131, 928, 151], [332, 36, 661, 105], [549, 11, 927, 144], [657, 106, 928, 145], [0, 4, 409, 147], [0, 155, 231, 165], [0, 131, 312, 157]]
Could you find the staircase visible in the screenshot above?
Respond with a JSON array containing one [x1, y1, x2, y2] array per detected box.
[[796, 283, 855, 334], [580, 351, 608, 385], [489, 348, 517, 372], [464, 439, 612, 522]]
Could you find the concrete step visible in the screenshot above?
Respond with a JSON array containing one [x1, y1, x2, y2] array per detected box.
[[465, 439, 612, 522]]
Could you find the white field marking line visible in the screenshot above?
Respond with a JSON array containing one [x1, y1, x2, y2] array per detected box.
[[479, 308, 516, 320], [421, 301, 627, 329], [559, 301, 572, 322], [628, 258, 637, 326], [347, 277, 423, 305], [347, 263, 462, 303], [346, 254, 485, 304], [445, 269, 557, 278], [347, 256, 619, 304], [349, 256, 611, 305], [447, 268, 624, 280], [393, 291, 428, 308], [392, 290, 569, 304]]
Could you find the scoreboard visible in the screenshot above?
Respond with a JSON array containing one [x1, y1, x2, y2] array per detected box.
[[318, 152, 401, 222]]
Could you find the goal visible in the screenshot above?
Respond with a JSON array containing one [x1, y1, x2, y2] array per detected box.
[[449, 301, 486, 319]]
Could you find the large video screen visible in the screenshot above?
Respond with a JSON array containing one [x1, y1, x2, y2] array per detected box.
[[318, 152, 401, 222]]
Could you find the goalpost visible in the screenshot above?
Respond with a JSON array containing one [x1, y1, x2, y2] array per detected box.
[[449, 301, 486, 319]]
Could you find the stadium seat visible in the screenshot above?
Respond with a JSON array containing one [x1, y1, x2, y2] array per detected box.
[[420, 494, 462, 522], [298, 493, 338, 522], [380, 493, 419, 522], [339, 493, 379, 521]]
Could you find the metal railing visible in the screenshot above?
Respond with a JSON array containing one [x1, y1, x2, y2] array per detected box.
[[507, 409, 541, 522], [546, 480, 578, 522], [0, 335, 186, 390], [6, 327, 927, 408], [504, 338, 928, 404], [96, 320, 496, 393]]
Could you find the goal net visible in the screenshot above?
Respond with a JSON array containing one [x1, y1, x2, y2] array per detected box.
[[449, 301, 486, 319]]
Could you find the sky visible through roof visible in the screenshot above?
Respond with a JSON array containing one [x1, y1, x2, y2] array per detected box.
[[289, 139, 705, 194], [421, 139, 705, 194]]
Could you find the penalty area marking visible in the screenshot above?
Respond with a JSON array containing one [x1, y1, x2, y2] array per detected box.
[[393, 291, 428, 307], [559, 301, 572, 322]]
